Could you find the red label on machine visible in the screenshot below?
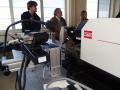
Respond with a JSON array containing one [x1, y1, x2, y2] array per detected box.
[[84, 30, 92, 39]]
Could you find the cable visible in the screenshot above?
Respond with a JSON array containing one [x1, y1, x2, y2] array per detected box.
[[15, 71, 18, 90], [17, 46, 31, 90], [8, 33, 17, 40], [18, 55, 26, 90], [22, 57, 31, 90]]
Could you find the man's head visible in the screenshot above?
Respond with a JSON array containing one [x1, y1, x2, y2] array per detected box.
[[27, 1, 38, 13], [54, 8, 62, 18], [80, 10, 87, 20]]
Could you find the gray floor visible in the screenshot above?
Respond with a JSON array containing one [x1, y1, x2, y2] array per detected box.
[[0, 64, 66, 90]]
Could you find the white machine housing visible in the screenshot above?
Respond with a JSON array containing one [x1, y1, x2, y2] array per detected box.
[[80, 18, 120, 78]]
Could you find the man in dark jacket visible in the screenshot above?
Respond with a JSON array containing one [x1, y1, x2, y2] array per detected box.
[[21, 1, 41, 34]]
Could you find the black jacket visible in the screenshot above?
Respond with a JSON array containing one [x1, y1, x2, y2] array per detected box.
[[21, 11, 41, 33]]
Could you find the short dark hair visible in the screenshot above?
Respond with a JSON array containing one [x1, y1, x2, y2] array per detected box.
[[81, 10, 87, 14], [27, 1, 37, 10], [54, 8, 61, 16]]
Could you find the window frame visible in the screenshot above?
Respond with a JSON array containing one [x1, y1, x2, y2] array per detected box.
[[0, 0, 66, 30], [87, 0, 111, 19]]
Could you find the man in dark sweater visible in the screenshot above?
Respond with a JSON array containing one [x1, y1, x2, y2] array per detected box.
[[21, 1, 41, 34]]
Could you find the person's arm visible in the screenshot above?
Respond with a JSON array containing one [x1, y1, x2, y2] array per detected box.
[[21, 12, 37, 32], [21, 13, 28, 32], [61, 17, 67, 26], [60, 17, 67, 26], [49, 17, 57, 32], [50, 17, 61, 40], [34, 14, 41, 30]]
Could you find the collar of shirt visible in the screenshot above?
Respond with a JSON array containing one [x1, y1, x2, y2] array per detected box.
[[56, 16, 61, 21]]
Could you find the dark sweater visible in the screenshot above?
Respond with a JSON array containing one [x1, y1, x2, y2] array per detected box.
[[21, 11, 41, 33]]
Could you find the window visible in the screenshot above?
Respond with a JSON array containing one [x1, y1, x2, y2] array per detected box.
[[98, 0, 110, 18], [87, 0, 111, 19], [87, 0, 98, 19], [0, 0, 11, 30], [43, 0, 65, 21]]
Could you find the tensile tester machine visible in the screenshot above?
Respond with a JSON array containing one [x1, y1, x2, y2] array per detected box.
[[81, 18, 120, 89]]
